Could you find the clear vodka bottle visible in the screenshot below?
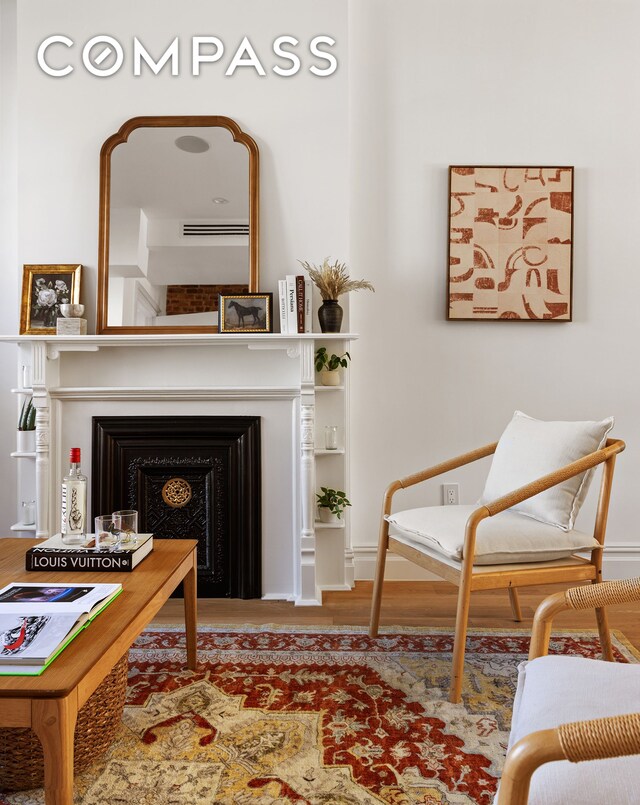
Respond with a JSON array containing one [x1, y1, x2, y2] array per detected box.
[[61, 447, 87, 544]]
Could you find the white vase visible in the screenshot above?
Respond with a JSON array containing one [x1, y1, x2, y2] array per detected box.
[[320, 369, 341, 386], [318, 507, 340, 524], [17, 430, 36, 453]]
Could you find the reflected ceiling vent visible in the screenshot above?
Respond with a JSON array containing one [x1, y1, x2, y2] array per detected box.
[[181, 222, 249, 237]]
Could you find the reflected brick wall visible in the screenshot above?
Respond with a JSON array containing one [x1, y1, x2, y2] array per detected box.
[[165, 284, 248, 315]]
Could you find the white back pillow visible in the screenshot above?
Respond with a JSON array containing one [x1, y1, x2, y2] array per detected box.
[[480, 411, 614, 531]]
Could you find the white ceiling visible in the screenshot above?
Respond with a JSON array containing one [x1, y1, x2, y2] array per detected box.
[[110, 125, 249, 220]]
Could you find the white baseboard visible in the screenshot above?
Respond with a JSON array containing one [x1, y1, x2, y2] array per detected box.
[[600, 544, 640, 579], [319, 584, 353, 592], [353, 544, 640, 582]]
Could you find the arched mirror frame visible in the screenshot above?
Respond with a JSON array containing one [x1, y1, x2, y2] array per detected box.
[[96, 115, 259, 334]]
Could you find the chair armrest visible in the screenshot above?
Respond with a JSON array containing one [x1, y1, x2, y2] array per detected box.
[[381, 442, 497, 515], [529, 576, 640, 659], [498, 712, 640, 805], [566, 576, 640, 610], [395, 442, 497, 492], [482, 438, 625, 518]]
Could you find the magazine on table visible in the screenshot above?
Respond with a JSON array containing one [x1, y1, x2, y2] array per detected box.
[[0, 581, 122, 675]]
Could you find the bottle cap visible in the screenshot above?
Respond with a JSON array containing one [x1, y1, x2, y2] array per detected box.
[[69, 447, 81, 463]]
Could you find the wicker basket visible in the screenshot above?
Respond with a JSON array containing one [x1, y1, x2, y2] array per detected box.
[[0, 653, 129, 792]]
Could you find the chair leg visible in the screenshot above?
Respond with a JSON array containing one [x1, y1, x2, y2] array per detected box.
[[368, 540, 388, 639], [508, 587, 522, 622], [450, 579, 472, 703], [595, 605, 614, 661]]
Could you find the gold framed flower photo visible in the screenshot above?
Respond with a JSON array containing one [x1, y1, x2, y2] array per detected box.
[[219, 293, 273, 333], [20, 264, 82, 335]]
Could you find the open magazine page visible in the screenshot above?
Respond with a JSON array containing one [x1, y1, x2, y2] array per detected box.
[[0, 582, 122, 668], [0, 612, 81, 663], [0, 582, 120, 616]]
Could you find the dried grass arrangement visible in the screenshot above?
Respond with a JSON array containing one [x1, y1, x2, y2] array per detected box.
[[299, 258, 375, 301]]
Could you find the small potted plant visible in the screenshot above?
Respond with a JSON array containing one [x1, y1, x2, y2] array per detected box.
[[315, 347, 350, 386], [17, 398, 36, 452], [300, 258, 374, 333], [316, 487, 351, 523]]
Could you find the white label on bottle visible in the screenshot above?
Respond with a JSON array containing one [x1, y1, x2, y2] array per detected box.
[[61, 482, 86, 535]]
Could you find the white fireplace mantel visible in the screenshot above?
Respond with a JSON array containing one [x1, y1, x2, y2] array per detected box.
[[0, 333, 357, 606]]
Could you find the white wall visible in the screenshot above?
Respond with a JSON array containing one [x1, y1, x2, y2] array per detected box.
[[349, 0, 640, 578], [3, 0, 639, 580], [0, 0, 19, 528]]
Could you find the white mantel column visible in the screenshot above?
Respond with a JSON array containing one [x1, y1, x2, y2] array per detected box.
[[297, 339, 319, 604], [31, 341, 51, 538]]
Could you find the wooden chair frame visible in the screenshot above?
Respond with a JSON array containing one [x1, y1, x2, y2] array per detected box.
[[497, 576, 640, 805], [369, 438, 625, 703]]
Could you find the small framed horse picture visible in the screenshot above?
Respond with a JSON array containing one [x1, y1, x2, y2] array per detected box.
[[219, 293, 273, 333]]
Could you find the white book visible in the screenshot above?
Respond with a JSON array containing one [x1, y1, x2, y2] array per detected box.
[[304, 279, 313, 333], [278, 279, 288, 333], [285, 275, 297, 334]]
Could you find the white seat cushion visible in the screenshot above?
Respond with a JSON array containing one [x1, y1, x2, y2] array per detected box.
[[386, 505, 598, 565], [501, 655, 640, 804], [480, 410, 614, 531]]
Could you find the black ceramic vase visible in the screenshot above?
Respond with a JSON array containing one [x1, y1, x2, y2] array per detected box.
[[318, 299, 343, 333]]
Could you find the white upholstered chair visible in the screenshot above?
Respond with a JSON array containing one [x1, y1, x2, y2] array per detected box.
[[497, 578, 640, 805], [369, 411, 625, 702]]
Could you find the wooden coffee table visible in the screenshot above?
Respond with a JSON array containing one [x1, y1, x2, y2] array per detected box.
[[0, 538, 198, 805]]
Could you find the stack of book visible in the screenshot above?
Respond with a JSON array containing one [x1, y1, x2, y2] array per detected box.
[[278, 274, 313, 333], [25, 532, 154, 572]]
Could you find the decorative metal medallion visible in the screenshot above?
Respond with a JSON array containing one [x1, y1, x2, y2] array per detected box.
[[161, 477, 193, 509]]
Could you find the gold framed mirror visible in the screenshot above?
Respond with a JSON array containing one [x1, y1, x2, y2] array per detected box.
[[97, 116, 259, 334]]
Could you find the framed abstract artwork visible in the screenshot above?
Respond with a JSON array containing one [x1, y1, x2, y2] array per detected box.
[[447, 166, 573, 321]]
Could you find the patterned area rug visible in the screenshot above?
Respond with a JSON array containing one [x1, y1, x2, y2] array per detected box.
[[2, 625, 637, 805]]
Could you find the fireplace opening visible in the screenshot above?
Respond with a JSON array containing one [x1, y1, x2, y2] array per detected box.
[[91, 416, 261, 598]]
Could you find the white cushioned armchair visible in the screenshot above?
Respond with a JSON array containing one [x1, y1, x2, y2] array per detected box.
[[369, 411, 625, 702], [497, 578, 640, 804]]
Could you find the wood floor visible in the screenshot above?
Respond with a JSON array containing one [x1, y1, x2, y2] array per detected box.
[[156, 580, 640, 654]]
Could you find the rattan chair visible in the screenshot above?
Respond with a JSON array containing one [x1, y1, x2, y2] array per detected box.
[[369, 436, 625, 703], [497, 577, 640, 805]]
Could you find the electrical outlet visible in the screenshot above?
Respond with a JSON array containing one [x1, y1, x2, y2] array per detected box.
[[442, 483, 459, 506]]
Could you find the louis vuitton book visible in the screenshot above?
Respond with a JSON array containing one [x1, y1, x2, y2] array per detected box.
[[25, 532, 154, 572]]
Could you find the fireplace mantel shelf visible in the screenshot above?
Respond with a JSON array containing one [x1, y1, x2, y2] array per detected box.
[[0, 333, 358, 355]]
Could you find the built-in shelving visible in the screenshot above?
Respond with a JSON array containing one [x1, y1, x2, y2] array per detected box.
[[312, 334, 352, 594], [11, 381, 37, 536], [10, 522, 36, 532]]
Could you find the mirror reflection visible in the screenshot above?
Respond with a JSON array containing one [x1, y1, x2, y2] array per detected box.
[[98, 117, 258, 332]]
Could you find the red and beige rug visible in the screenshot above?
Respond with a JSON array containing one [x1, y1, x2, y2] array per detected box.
[[2, 625, 637, 805]]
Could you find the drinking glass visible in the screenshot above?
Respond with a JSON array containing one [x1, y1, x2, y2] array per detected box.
[[112, 509, 138, 545], [324, 425, 339, 450], [94, 515, 121, 548], [22, 500, 36, 526]]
